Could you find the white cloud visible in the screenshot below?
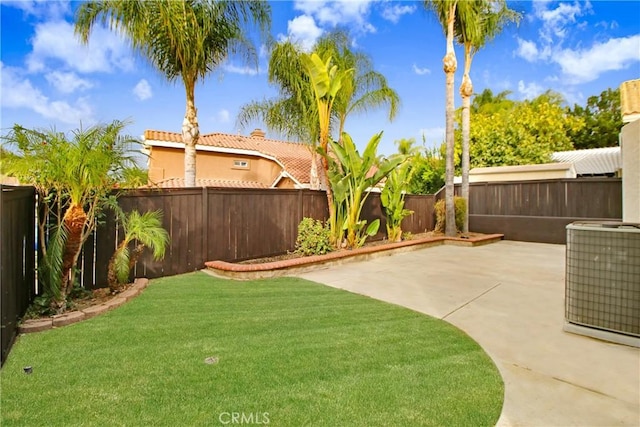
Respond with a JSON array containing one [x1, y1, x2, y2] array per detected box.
[[557, 88, 584, 106], [223, 63, 260, 76], [554, 35, 640, 84], [3, 0, 71, 20], [26, 20, 134, 74], [133, 79, 152, 101], [535, 1, 589, 44], [515, 38, 540, 62], [216, 109, 230, 124], [1, 62, 94, 124], [514, 38, 552, 62], [516, 3, 636, 85], [381, 4, 416, 24], [517, 80, 544, 100], [259, 44, 268, 58], [45, 71, 93, 94], [293, 0, 376, 35], [284, 14, 324, 51], [412, 64, 430, 76]]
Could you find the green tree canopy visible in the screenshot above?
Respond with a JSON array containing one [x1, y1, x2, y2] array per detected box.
[[3, 121, 141, 312], [567, 88, 623, 149], [470, 89, 515, 116], [459, 91, 584, 168]]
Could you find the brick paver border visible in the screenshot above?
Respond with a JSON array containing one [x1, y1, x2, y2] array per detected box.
[[18, 278, 149, 334]]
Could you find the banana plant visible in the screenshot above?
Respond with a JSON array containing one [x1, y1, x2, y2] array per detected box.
[[322, 132, 405, 249], [300, 52, 354, 245], [381, 157, 414, 242]]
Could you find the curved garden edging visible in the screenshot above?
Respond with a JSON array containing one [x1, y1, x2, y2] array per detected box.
[[18, 278, 149, 334], [205, 234, 504, 280]]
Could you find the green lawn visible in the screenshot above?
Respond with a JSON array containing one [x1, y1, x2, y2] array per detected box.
[[1, 272, 503, 426]]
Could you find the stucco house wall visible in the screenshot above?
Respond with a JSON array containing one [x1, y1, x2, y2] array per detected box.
[[148, 147, 282, 187], [621, 119, 639, 222]]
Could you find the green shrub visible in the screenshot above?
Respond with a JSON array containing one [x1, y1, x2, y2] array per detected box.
[[295, 218, 332, 256], [434, 197, 467, 233]]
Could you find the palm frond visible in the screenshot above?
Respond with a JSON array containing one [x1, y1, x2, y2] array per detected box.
[[122, 210, 169, 261], [113, 244, 131, 285], [39, 222, 68, 300]]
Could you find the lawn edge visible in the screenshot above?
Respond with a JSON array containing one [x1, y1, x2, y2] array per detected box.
[[204, 234, 504, 280], [18, 278, 149, 334]]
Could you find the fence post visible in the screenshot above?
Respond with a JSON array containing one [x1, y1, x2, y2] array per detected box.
[[298, 189, 304, 222], [202, 187, 209, 263]]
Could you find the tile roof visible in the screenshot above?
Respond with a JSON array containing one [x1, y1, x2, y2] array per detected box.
[[144, 129, 319, 185], [148, 177, 269, 189], [552, 147, 621, 175]]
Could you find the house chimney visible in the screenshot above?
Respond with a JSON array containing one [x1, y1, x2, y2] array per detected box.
[[250, 128, 265, 139]]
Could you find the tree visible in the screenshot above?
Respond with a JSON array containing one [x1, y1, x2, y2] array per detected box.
[[75, 0, 271, 187], [471, 88, 514, 114], [3, 121, 140, 312], [455, 0, 519, 233], [407, 149, 446, 195], [107, 209, 169, 292], [425, 0, 463, 237], [237, 31, 400, 187], [237, 40, 321, 188], [567, 88, 623, 149], [463, 91, 584, 167]]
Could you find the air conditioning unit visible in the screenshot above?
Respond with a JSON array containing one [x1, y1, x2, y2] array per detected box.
[[565, 222, 640, 346]]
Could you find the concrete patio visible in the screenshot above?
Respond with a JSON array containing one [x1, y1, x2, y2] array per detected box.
[[296, 240, 640, 426]]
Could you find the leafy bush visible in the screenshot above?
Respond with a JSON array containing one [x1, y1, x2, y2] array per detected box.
[[295, 218, 332, 256], [434, 197, 467, 233]]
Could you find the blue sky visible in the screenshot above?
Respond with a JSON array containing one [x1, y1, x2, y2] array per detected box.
[[1, 0, 639, 158]]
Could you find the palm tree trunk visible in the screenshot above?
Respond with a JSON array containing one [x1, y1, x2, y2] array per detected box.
[[443, 3, 458, 237], [460, 45, 473, 235], [183, 84, 199, 188], [309, 149, 320, 190], [129, 243, 146, 270], [107, 240, 128, 292], [55, 203, 87, 312]]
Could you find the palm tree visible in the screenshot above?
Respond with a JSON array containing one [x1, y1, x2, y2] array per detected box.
[[237, 40, 322, 188], [107, 210, 169, 292], [237, 31, 400, 187], [456, 1, 519, 233], [471, 88, 514, 114], [75, 0, 271, 187], [425, 0, 460, 237], [3, 121, 139, 312], [314, 31, 400, 140]]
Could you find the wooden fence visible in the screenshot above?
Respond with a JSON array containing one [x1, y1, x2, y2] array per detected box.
[[77, 188, 435, 290], [465, 178, 622, 244], [1, 186, 37, 366], [1, 178, 620, 363]]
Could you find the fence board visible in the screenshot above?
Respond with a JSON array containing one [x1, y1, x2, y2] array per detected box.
[[1, 186, 36, 366], [465, 178, 622, 243]]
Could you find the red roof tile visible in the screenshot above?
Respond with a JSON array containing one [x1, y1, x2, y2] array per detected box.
[[148, 177, 269, 189]]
